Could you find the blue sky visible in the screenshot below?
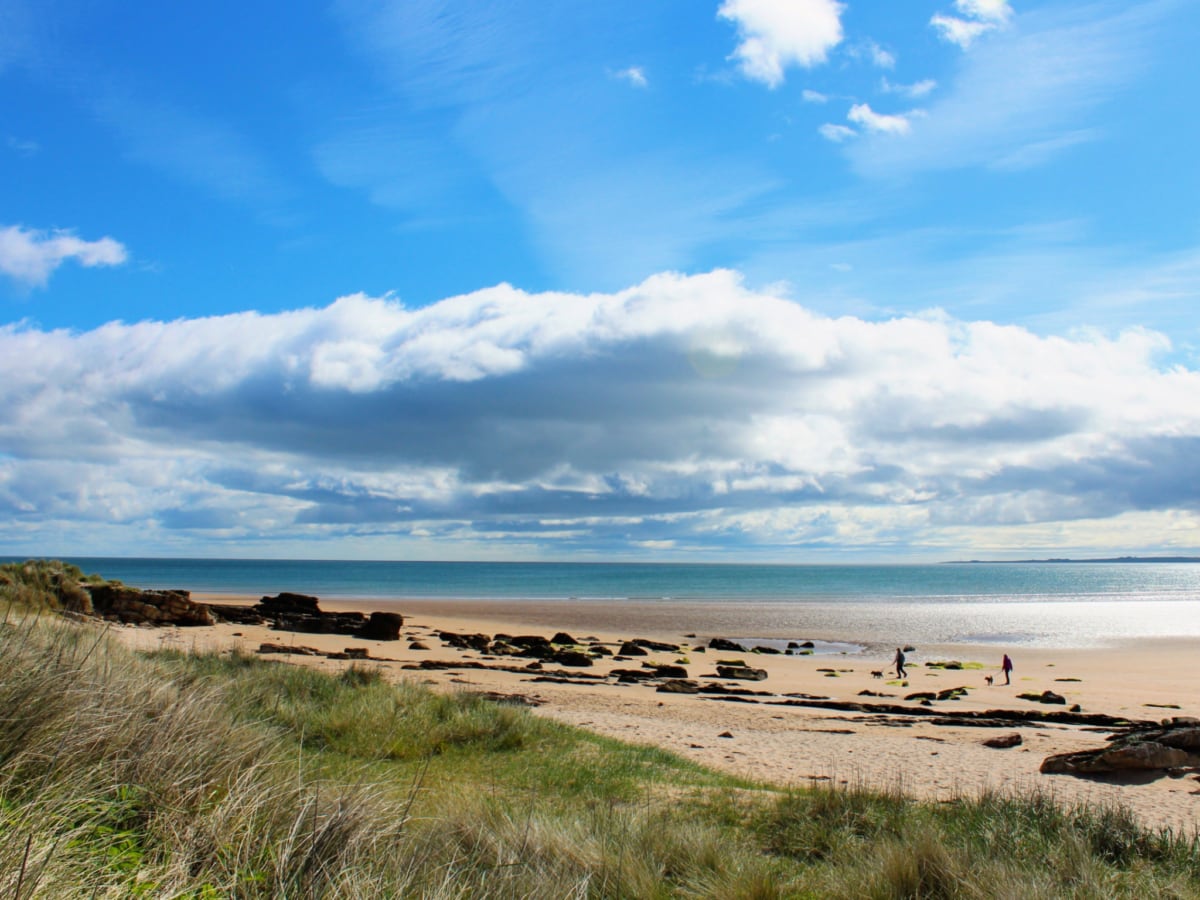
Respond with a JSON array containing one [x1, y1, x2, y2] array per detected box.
[[2, 0, 1200, 560]]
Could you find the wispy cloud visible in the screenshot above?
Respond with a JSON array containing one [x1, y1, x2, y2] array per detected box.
[[611, 65, 648, 88], [818, 123, 856, 142], [881, 77, 937, 99], [932, 0, 1014, 49], [718, 0, 844, 88], [5, 136, 38, 157], [91, 90, 291, 218], [848, 3, 1161, 178], [2, 270, 1198, 556], [0, 224, 127, 288], [849, 39, 895, 69]]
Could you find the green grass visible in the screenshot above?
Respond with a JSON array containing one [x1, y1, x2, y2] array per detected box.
[[0, 559, 110, 614], [2, 562, 1200, 897]]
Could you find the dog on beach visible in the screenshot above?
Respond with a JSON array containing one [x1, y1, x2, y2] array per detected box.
[[985, 675, 994, 686], [871, 670, 884, 679]]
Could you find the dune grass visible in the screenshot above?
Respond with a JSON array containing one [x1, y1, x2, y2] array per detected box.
[[2, 562, 1200, 897]]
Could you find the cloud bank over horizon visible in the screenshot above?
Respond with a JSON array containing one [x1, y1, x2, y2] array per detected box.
[[3, 270, 1198, 561]]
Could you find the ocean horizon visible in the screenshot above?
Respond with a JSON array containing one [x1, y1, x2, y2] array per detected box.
[[10, 556, 1200, 649]]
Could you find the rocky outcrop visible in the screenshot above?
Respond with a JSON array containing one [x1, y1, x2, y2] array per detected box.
[[633, 638, 681, 652], [207, 593, 404, 641], [657, 679, 700, 694], [1019, 690, 1066, 705], [716, 664, 768, 681], [85, 584, 215, 626], [1041, 718, 1200, 777]]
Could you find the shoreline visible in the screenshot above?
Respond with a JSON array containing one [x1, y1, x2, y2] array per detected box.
[[122, 592, 1200, 832], [200, 591, 1200, 652]]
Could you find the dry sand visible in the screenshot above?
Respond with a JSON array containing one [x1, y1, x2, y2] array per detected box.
[[114, 593, 1200, 833]]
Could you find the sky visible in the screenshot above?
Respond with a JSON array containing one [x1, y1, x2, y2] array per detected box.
[[2, 0, 1200, 562]]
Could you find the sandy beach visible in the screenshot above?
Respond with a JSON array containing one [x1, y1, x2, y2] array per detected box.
[[113, 593, 1200, 833]]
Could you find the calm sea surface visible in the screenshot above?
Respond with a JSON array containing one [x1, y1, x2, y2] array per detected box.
[[15, 558, 1200, 649]]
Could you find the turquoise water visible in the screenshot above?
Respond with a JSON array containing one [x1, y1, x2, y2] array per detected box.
[[10, 557, 1200, 648]]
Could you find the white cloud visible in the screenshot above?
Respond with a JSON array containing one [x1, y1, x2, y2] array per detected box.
[[931, 14, 995, 49], [718, 0, 845, 88], [932, 0, 1014, 48], [851, 4, 1158, 178], [819, 123, 856, 142], [612, 66, 648, 88], [957, 0, 1013, 23], [802, 89, 828, 103], [0, 225, 128, 288], [847, 103, 915, 136], [863, 40, 895, 69], [881, 77, 937, 99], [3, 270, 1200, 557]]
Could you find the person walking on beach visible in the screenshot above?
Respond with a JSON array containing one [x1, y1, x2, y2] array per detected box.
[[893, 647, 907, 679], [1001, 653, 1013, 685]]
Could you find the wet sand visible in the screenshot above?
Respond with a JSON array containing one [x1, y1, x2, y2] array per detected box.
[[114, 593, 1200, 832]]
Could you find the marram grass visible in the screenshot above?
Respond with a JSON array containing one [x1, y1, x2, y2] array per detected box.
[[2, 565, 1200, 897]]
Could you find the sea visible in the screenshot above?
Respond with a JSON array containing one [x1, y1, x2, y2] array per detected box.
[[17, 557, 1200, 651]]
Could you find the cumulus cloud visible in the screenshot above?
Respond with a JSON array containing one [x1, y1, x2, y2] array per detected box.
[[719, 0, 844, 88], [2, 270, 1199, 557], [847, 103, 915, 135], [0, 224, 128, 288]]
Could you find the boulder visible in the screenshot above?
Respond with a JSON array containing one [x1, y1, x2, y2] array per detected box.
[[709, 638, 749, 653], [551, 650, 594, 667], [618, 641, 649, 656], [984, 733, 1023, 749], [1042, 741, 1188, 774], [716, 665, 767, 682], [1159, 728, 1200, 752], [510, 635, 554, 657], [651, 664, 688, 679], [361, 612, 403, 641], [657, 679, 700, 694], [551, 631, 577, 645], [634, 638, 680, 652]]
